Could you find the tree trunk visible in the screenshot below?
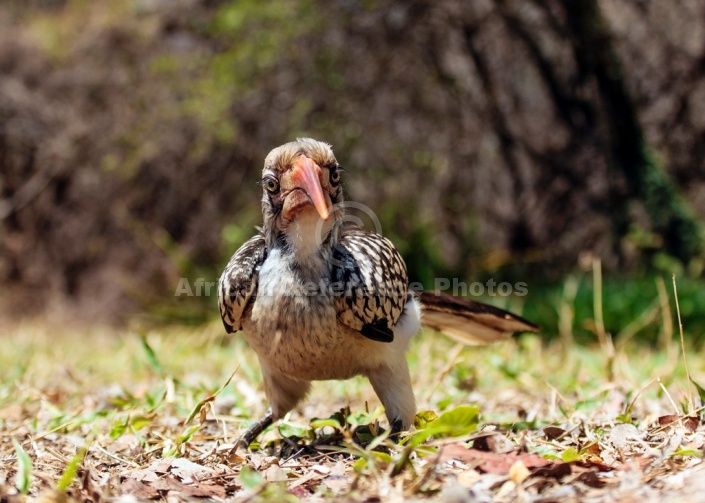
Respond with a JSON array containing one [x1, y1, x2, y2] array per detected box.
[[564, 0, 705, 265]]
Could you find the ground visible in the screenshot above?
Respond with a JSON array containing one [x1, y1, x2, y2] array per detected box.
[[1, 320, 704, 502]]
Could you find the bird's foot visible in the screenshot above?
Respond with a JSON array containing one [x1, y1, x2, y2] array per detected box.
[[390, 418, 404, 436], [388, 418, 411, 443], [233, 409, 274, 450]]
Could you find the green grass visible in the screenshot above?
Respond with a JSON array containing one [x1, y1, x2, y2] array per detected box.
[[2, 275, 705, 500], [507, 272, 705, 346]]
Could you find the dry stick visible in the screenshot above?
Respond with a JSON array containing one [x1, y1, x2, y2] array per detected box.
[[656, 277, 674, 356], [422, 343, 465, 405], [92, 445, 141, 468], [558, 274, 579, 349], [672, 275, 695, 414], [44, 447, 71, 464], [206, 399, 230, 445], [407, 447, 444, 494], [652, 278, 681, 381], [657, 378, 681, 416], [651, 404, 705, 435], [622, 378, 657, 418], [615, 299, 660, 350], [29, 419, 77, 445], [592, 258, 615, 381]]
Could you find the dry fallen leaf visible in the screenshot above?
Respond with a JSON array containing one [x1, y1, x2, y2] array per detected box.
[[119, 479, 160, 500], [431, 444, 552, 474], [264, 464, 288, 482], [509, 460, 530, 484], [531, 462, 572, 479], [658, 415, 700, 433], [543, 426, 567, 440], [169, 458, 214, 481], [322, 475, 350, 494], [457, 469, 482, 488], [118, 457, 230, 501], [165, 477, 227, 499], [609, 423, 641, 449], [8, 321, 705, 502], [574, 469, 606, 488], [474, 433, 516, 453]]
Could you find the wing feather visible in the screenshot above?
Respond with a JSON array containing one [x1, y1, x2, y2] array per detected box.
[[331, 228, 408, 343], [218, 234, 267, 333]]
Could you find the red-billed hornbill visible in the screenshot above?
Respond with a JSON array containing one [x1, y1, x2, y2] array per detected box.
[[218, 138, 538, 447]]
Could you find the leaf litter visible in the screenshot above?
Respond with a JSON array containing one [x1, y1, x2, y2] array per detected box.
[[1, 320, 705, 502]]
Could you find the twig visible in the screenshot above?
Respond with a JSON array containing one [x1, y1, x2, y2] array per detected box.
[[0, 171, 55, 220], [30, 419, 77, 444], [194, 472, 240, 483], [422, 343, 465, 404], [288, 470, 324, 490], [183, 366, 239, 426], [592, 258, 606, 347], [281, 447, 305, 465], [592, 257, 615, 381], [44, 447, 71, 464], [91, 445, 140, 468], [657, 378, 680, 416], [558, 274, 579, 349], [407, 445, 443, 493], [304, 451, 350, 463], [672, 275, 695, 413], [195, 441, 219, 462], [622, 378, 657, 418], [615, 298, 660, 349], [656, 277, 674, 355], [651, 404, 705, 435]]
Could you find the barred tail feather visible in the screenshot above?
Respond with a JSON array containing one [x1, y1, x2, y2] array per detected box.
[[419, 291, 539, 345]]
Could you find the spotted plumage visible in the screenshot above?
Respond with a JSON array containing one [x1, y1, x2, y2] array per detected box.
[[331, 228, 408, 342], [218, 234, 266, 333], [218, 138, 539, 447]]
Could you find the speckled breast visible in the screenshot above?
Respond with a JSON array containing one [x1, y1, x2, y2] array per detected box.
[[243, 254, 375, 381]]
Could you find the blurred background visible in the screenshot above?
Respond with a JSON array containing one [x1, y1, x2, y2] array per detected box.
[[1, 0, 705, 342]]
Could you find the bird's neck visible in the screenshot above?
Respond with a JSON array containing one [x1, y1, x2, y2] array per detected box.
[[270, 212, 340, 275]]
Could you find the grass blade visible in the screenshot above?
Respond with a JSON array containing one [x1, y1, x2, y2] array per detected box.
[[184, 367, 239, 425], [57, 446, 88, 491], [139, 333, 164, 375], [672, 275, 695, 413], [12, 439, 33, 494]]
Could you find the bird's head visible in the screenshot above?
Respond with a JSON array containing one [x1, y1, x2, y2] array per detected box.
[[260, 138, 345, 254]]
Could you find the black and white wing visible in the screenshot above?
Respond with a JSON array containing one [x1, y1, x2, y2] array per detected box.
[[331, 227, 409, 343], [218, 234, 267, 334]]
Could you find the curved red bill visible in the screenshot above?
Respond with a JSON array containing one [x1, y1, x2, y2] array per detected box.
[[290, 156, 330, 220]]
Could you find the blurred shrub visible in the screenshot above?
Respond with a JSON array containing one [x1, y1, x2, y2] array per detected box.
[[1, 0, 704, 326]]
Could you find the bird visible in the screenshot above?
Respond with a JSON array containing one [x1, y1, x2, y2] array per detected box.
[[218, 138, 538, 447]]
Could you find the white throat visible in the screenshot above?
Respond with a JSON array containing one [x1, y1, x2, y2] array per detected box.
[[284, 210, 334, 265]]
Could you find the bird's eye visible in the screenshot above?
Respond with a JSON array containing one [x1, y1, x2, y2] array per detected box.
[[262, 177, 280, 193], [330, 169, 341, 185]]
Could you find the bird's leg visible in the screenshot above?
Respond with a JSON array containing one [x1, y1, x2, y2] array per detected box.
[[237, 409, 274, 449], [233, 365, 312, 449], [388, 417, 406, 443], [390, 418, 404, 436], [367, 363, 416, 437]]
